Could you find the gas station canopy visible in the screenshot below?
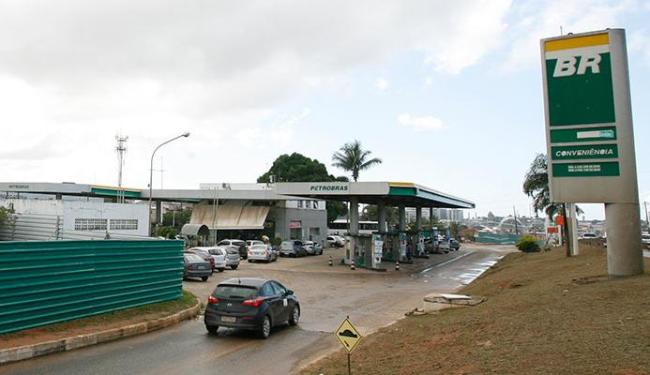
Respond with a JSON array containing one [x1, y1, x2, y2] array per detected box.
[[274, 182, 475, 209]]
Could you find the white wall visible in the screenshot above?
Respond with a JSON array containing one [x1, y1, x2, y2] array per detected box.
[[63, 201, 149, 237], [0, 198, 150, 238]]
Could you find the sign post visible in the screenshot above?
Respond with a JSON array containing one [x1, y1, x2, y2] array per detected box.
[[541, 29, 643, 276], [336, 316, 362, 375]]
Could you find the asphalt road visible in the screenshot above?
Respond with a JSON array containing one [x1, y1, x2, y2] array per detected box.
[[0, 244, 512, 375]]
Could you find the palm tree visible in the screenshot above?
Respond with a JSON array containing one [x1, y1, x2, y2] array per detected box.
[[331, 140, 382, 181], [523, 153, 583, 219]]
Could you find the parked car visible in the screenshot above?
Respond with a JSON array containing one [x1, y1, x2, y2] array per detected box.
[[248, 244, 277, 262], [641, 233, 650, 246], [203, 247, 227, 272], [246, 240, 265, 249], [326, 235, 345, 248], [449, 238, 461, 251], [184, 248, 214, 273], [183, 253, 211, 282], [303, 241, 323, 255], [223, 247, 241, 270], [279, 240, 307, 257], [204, 278, 300, 339], [218, 239, 248, 259]]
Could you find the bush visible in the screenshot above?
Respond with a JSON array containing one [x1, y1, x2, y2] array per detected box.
[[271, 237, 283, 247], [155, 226, 177, 239], [516, 235, 541, 253]]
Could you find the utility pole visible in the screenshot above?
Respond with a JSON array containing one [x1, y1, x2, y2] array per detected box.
[[513, 206, 519, 236], [645, 201, 649, 228], [115, 135, 128, 203]]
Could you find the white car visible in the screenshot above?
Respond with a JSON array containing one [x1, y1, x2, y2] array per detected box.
[[247, 244, 277, 262], [326, 235, 345, 248], [642, 233, 650, 246], [246, 240, 265, 248], [216, 246, 241, 270], [303, 241, 323, 255], [190, 247, 226, 272]]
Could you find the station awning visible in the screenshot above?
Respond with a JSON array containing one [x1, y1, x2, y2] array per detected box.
[[180, 224, 210, 237], [274, 181, 475, 209], [190, 202, 270, 230]]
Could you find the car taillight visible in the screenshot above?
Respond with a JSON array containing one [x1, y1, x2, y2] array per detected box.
[[208, 295, 219, 305], [242, 297, 264, 307]]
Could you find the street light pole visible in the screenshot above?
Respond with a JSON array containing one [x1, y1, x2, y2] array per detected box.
[[148, 132, 190, 236]]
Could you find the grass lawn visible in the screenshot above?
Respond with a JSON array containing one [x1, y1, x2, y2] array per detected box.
[[304, 245, 650, 375], [0, 290, 198, 349]]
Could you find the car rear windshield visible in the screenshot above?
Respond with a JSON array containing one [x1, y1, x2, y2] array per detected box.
[[214, 285, 257, 299], [184, 254, 203, 262], [226, 249, 239, 255], [251, 245, 267, 250]]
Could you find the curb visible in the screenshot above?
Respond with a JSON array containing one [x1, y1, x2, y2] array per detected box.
[[0, 297, 201, 366]]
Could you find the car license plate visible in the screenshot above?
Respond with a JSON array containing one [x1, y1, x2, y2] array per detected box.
[[221, 316, 236, 323], [198, 266, 206, 270]]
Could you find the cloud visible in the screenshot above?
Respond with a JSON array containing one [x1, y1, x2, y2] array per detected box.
[[375, 78, 389, 91], [0, 1, 512, 187], [502, 0, 638, 71], [397, 113, 444, 131], [629, 29, 650, 66]]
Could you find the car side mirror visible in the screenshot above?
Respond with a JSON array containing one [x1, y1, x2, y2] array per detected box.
[[285, 290, 294, 296]]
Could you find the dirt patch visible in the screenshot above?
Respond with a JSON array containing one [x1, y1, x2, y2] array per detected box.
[[303, 245, 650, 375], [0, 290, 197, 350]]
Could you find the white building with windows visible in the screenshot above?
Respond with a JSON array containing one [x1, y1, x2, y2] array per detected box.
[[0, 195, 149, 240]]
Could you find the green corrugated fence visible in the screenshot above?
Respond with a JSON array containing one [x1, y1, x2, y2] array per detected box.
[[476, 232, 521, 245], [0, 240, 183, 334]]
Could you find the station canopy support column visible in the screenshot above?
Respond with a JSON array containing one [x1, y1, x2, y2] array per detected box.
[[377, 201, 387, 234], [347, 196, 360, 264], [397, 204, 406, 261]]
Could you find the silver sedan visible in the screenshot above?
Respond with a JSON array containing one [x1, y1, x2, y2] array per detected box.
[[247, 244, 278, 263]]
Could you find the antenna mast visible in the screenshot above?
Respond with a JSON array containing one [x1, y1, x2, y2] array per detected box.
[[115, 135, 128, 203]]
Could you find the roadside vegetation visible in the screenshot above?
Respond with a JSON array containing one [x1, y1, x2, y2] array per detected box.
[[0, 290, 198, 349], [304, 244, 650, 374]]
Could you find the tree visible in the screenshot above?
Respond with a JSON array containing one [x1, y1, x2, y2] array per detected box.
[[162, 208, 192, 229], [331, 140, 382, 181], [523, 153, 583, 219], [258, 153, 332, 183], [0, 207, 13, 232], [258, 153, 348, 223]]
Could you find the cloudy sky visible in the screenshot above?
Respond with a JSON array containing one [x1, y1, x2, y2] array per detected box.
[[1, 0, 649, 219]]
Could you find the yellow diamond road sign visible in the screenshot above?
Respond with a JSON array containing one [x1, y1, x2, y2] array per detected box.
[[335, 318, 362, 353]]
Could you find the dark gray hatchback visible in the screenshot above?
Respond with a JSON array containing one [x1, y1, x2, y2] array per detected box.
[[204, 278, 300, 339], [183, 253, 211, 282]]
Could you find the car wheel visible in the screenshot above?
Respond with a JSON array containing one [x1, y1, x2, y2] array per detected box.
[[201, 276, 208, 282], [289, 306, 300, 326], [259, 316, 271, 339], [248, 259, 253, 263], [218, 268, 225, 272], [231, 265, 238, 270], [206, 325, 219, 335]]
